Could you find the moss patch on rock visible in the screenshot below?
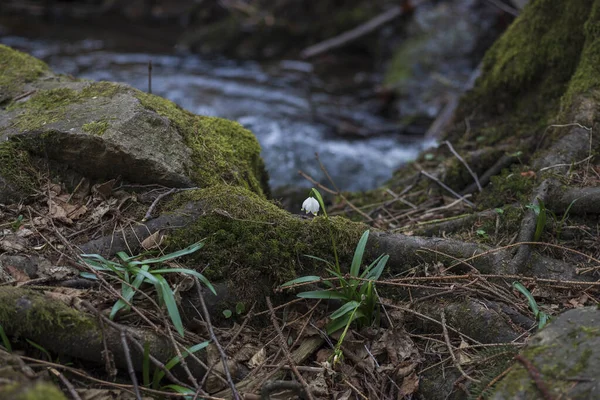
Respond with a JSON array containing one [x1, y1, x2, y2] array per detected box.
[[443, 0, 597, 151], [7, 82, 124, 132], [166, 185, 366, 302], [0, 140, 37, 199], [82, 119, 109, 136], [136, 92, 270, 196], [0, 287, 97, 343], [0, 45, 49, 104]]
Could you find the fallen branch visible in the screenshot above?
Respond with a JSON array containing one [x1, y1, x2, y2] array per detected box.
[[300, 4, 411, 59]]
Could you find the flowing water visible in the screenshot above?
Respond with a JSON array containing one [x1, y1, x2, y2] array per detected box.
[[1, 35, 433, 192]]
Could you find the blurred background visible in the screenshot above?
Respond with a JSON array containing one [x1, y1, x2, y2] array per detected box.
[[0, 0, 520, 192]]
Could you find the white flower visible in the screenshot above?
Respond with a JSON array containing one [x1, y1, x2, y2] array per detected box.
[[301, 197, 320, 215]]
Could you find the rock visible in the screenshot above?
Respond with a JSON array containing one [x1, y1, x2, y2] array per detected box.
[[0, 348, 67, 400], [0, 45, 270, 200], [490, 307, 600, 399]]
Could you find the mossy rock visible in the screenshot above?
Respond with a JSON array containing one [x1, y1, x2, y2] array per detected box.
[[0, 46, 269, 197], [490, 307, 600, 399], [165, 185, 366, 304], [0, 44, 50, 105], [444, 0, 600, 166]]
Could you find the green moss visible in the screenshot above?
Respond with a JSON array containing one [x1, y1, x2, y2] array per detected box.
[[135, 91, 269, 196], [165, 185, 366, 302], [476, 1, 591, 108], [442, 0, 596, 159], [8, 82, 124, 132], [82, 120, 109, 136], [0, 45, 49, 103], [0, 381, 67, 400], [562, 1, 600, 109], [477, 166, 535, 209], [0, 140, 37, 197], [0, 287, 96, 341]]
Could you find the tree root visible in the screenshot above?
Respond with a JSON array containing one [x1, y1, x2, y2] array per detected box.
[[0, 286, 206, 379]]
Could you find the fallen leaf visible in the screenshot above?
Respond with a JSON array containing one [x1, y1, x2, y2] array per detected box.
[[5, 265, 30, 283], [248, 347, 266, 368], [141, 231, 165, 250], [398, 371, 419, 398]]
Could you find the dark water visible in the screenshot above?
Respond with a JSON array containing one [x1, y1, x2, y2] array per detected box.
[[1, 35, 433, 192]]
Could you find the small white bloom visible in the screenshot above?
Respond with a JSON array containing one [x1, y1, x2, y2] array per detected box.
[[301, 197, 320, 215]]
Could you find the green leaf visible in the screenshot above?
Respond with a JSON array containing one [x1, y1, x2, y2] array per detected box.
[[538, 312, 549, 330], [110, 265, 149, 319], [310, 188, 326, 215], [0, 324, 12, 352], [297, 290, 348, 300], [280, 275, 322, 287], [150, 268, 216, 295], [364, 255, 388, 280], [116, 251, 136, 262], [223, 309, 233, 318], [513, 281, 540, 317], [326, 309, 365, 334], [236, 302, 245, 315], [153, 341, 210, 387], [330, 301, 360, 320], [350, 231, 370, 278], [303, 254, 334, 267], [26, 339, 52, 361], [161, 384, 195, 399], [154, 275, 185, 337], [80, 254, 123, 268], [131, 267, 160, 284], [129, 241, 204, 265], [79, 272, 99, 280]]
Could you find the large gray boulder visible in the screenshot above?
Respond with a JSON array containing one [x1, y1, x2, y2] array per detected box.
[[0, 44, 269, 202]]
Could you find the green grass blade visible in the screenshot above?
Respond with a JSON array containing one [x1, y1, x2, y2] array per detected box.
[[538, 312, 549, 330], [161, 385, 195, 399], [330, 301, 360, 320], [297, 290, 348, 300], [26, 339, 52, 361], [280, 276, 322, 287], [513, 281, 540, 317], [153, 341, 210, 387], [360, 254, 384, 279], [149, 268, 216, 295], [303, 254, 334, 267], [350, 231, 370, 277], [131, 267, 159, 284], [326, 309, 365, 334], [0, 324, 12, 352], [310, 188, 326, 214], [80, 254, 123, 268], [110, 265, 149, 319], [365, 255, 389, 280], [79, 272, 99, 280], [154, 275, 185, 337], [129, 241, 204, 265]]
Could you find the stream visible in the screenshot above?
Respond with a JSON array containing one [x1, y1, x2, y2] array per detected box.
[[1, 35, 433, 192]]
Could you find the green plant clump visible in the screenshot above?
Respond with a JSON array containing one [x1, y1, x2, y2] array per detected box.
[[80, 241, 215, 337], [280, 188, 389, 365]]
